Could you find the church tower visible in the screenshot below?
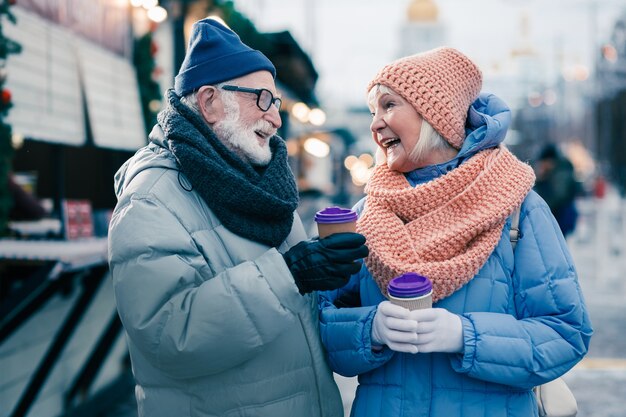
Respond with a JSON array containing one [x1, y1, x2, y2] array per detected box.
[[399, 0, 447, 57]]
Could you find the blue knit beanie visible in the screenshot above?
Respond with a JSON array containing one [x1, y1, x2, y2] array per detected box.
[[174, 18, 276, 96]]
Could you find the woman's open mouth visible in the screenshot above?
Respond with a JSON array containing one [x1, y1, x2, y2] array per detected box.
[[380, 137, 401, 148]]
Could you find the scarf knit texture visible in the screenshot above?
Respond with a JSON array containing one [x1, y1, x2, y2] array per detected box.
[[358, 146, 535, 303], [158, 89, 299, 248]]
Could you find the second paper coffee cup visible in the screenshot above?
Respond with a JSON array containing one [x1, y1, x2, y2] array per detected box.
[[314, 206, 358, 238]]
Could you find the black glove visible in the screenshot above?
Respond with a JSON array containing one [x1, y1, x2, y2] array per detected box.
[[282, 232, 369, 294]]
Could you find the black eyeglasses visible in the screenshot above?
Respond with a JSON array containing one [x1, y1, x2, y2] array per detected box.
[[221, 85, 282, 112]]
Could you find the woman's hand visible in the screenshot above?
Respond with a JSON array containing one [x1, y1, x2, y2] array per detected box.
[[371, 301, 419, 353], [409, 308, 464, 353]]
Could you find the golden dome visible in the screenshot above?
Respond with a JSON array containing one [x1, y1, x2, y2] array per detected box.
[[407, 0, 439, 22]]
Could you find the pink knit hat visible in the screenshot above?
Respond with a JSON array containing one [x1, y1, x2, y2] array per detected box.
[[367, 47, 482, 149]]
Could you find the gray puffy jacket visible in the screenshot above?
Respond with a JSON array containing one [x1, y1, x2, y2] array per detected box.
[[108, 129, 342, 417]]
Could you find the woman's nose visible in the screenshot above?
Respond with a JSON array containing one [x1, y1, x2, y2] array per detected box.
[[370, 112, 385, 133]]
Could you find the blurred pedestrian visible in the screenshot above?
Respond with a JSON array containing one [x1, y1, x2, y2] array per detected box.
[[7, 173, 45, 221], [593, 174, 607, 199], [108, 18, 368, 417], [319, 47, 592, 417], [534, 143, 581, 237]]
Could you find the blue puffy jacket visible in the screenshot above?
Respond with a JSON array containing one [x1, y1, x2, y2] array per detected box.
[[319, 94, 592, 417]]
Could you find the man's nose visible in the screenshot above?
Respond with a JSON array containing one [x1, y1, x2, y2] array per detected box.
[[265, 106, 282, 129]]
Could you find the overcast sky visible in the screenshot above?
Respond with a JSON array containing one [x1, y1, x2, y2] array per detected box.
[[232, 0, 625, 108]]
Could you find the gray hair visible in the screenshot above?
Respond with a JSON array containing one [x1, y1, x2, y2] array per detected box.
[[368, 84, 455, 165], [180, 81, 238, 116], [180, 91, 201, 114], [408, 118, 454, 164]]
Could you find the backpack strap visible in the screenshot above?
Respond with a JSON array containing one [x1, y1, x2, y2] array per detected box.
[[510, 206, 521, 251]]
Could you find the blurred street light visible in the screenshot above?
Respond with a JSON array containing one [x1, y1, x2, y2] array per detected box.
[[350, 160, 373, 186], [308, 108, 326, 126], [602, 44, 618, 62], [303, 137, 329, 158], [543, 89, 558, 106], [11, 132, 24, 149], [147, 6, 168, 23], [131, 0, 168, 28], [358, 153, 374, 167], [292, 102, 310, 123], [344, 152, 375, 186], [149, 99, 162, 112], [344, 155, 358, 170], [142, 0, 158, 9], [562, 64, 590, 82], [528, 91, 543, 107]]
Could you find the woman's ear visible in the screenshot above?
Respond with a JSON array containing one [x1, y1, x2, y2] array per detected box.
[[196, 86, 221, 124]]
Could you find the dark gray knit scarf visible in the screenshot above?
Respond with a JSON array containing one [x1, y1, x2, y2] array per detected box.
[[158, 89, 299, 247]]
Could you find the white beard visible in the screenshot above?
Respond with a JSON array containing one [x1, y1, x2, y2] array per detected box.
[[213, 95, 274, 166]]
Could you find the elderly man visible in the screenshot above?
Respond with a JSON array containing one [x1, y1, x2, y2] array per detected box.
[[108, 18, 367, 417]]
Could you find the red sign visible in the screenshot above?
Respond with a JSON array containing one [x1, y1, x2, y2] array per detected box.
[[62, 200, 94, 240]]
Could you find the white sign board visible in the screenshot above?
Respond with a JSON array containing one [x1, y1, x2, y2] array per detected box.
[[76, 38, 147, 151], [5, 7, 147, 150], [5, 8, 85, 146]]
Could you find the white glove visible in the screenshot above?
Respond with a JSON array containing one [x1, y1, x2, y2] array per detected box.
[[371, 301, 419, 354], [408, 308, 464, 353]]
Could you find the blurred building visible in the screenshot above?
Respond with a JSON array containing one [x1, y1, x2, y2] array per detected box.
[[507, 9, 597, 172], [315, 0, 451, 212], [595, 11, 626, 193], [398, 0, 447, 57]]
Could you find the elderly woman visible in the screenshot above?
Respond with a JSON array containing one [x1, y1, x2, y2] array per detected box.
[[319, 47, 592, 417]]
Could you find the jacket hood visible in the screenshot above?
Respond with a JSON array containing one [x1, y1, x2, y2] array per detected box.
[[457, 92, 512, 158], [113, 125, 176, 199], [403, 92, 513, 186]]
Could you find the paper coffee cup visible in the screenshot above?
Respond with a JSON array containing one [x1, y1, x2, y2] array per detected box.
[[314, 206, 358, 238], [387, 273, 433, 311]]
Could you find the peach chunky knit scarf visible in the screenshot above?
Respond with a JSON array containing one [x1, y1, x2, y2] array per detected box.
[[358, 146, 535, 303]]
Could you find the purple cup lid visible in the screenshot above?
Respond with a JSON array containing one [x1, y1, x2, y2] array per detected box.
[[388, 273, 432, 298], [314, 206, 358, 224]]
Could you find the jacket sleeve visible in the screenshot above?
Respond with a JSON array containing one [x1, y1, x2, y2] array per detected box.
[[318, 265, 394, 377], [108, 193, 307, 379], [450, 192, 593, 388]]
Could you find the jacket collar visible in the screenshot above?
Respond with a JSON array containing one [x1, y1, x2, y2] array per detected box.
[[405, 93, 511, 186]]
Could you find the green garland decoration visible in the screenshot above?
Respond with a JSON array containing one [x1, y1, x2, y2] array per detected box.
[[134, 31, 162, 136], [0, 0, 22, 235]]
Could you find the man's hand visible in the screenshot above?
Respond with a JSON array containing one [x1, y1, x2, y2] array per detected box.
[[282, 232, 369, 294], [371, 301, 419, 354], [408, 308, 464, 353]]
